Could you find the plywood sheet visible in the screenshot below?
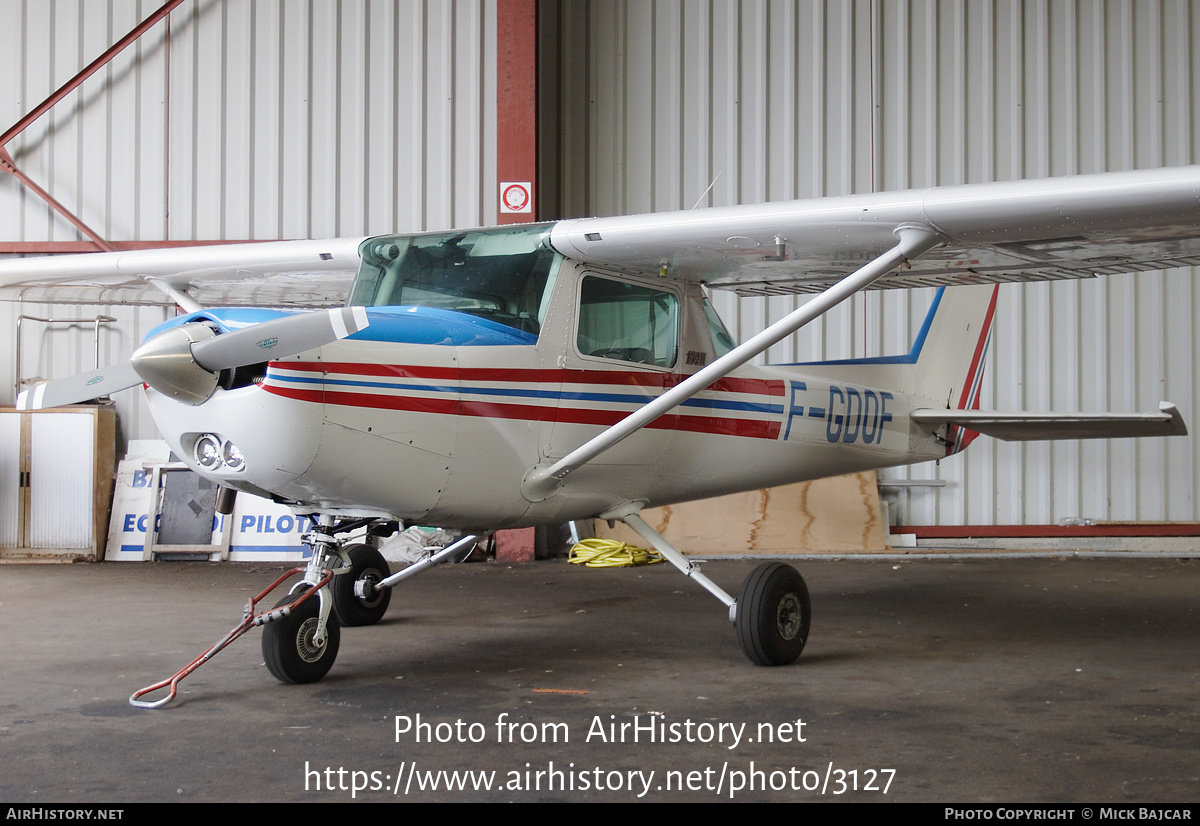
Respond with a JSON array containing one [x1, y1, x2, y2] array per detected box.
[[595, 472, 888, 554]]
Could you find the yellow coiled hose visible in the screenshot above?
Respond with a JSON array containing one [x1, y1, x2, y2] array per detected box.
[[568, 538, 662, 568]]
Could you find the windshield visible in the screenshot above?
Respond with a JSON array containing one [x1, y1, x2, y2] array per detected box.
[[349, 223, 560, 336]]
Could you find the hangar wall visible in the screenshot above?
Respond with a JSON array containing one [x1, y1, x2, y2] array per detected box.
[[0, 0, 497, 243], [3, 0, 1197, 529], [0, 0, 499, 449], [542, 0, 1200, 527]]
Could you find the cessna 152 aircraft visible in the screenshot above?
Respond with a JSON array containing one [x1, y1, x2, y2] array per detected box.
[[2, 165, 1196, 706]]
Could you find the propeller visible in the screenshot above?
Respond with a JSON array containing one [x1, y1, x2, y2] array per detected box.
[[17, 362, 143, 411], [17, 306, 369, 410]]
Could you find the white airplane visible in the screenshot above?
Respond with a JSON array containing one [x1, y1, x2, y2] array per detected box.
[[3, 165, 1196, 706]]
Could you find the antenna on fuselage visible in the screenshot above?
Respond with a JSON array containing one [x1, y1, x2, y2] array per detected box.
[[690, 171, 723, 210]]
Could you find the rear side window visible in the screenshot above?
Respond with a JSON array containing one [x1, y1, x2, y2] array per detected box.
[[577, 276, 678, 367]]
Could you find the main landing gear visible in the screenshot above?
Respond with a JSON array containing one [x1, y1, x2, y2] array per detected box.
[[735, 562, 811, 666], [331, 544, 393, 627], [613, 509, 811, 667]]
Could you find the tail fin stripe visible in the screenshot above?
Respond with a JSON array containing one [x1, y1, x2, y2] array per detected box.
[[956, 285, 1000, 411], [949, 326, 994, 453], [946, 286, 999, 455], [964, 327, 993, 409]]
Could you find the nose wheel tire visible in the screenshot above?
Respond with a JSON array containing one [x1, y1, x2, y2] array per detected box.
[[736, 562, 811, 666], [331, 544, 392, 627], [262, 587, 341, 684]]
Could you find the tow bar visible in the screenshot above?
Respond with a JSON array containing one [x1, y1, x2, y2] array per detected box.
[[128, 566, 334, 709]]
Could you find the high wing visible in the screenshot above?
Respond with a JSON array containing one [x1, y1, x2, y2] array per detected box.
[[2, 166, 1195, 459], [0, 237, 365, 307], [0, 167, 1196, 300], [550, 165, 1200, 294]]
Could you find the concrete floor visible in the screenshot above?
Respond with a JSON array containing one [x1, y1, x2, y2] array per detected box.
[[1, 554, 1198, 803]]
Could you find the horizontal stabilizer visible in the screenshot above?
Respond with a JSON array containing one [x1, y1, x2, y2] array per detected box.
[[16, 362, 143, 411], [911, 402, 1187, 441]]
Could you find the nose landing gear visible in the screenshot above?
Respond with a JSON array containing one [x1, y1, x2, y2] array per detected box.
[[257, 520, 486, 685], [261, 585, 342, 684]]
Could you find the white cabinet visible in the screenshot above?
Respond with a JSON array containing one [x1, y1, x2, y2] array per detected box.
[[0, 406, 116, 560]]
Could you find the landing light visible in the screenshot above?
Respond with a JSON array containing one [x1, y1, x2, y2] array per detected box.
[[194, 434, 222, 470], [222, 440, 246, 471], [192, 433, 245, 472]]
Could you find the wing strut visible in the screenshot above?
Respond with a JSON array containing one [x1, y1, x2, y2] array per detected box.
[[522, 224, 943, 501], [615, 509, 737, 615], [146, 277, 204, 314]]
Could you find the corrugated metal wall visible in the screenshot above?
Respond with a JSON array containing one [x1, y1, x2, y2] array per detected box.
[[1, 0, 497, 242], [543, 0, 1199, 525], [4, 0, 1198, 527], [0, 0, 498, 445]]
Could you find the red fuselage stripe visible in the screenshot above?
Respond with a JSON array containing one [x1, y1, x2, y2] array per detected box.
[[263, 384, 782, 440], [281, 361, 784, 397]]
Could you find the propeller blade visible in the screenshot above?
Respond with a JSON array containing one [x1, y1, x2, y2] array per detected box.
[[16, 362, 143, 411], [16, 307, 370, 411], [189, 306, 370, 372]]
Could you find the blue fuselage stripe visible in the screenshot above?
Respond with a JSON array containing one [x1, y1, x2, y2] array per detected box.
[[268, 373, 783, 413]]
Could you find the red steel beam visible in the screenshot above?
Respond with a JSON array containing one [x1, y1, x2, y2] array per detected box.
[[0, 146, 114, 252], [893, 524, 1200, 538], [0, 0, 185, 149], [0, 0, 187, 252], [496, 0, 538, 225]]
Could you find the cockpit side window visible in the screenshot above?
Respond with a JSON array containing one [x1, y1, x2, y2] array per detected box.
[[577, 275, 679, 367], [350, 224, 560, 336], [702, 294, 736, 357]]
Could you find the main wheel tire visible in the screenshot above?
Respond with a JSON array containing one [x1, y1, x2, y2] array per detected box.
[[736, 562, 811, 666], [331, 544, 392, 627], [262, 587, 341, 684]]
